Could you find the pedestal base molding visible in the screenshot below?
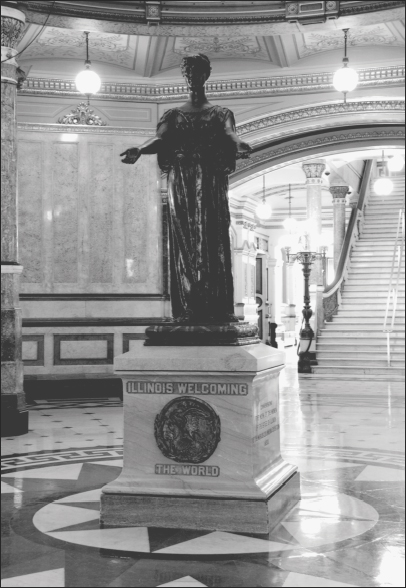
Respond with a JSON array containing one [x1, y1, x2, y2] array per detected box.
[[101, 471, 300, 535]]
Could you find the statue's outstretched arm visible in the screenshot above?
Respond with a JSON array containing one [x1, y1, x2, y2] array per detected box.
[[224, 115, 252, 157], [120, 121, 169, 164]]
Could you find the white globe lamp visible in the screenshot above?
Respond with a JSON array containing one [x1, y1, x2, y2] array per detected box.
[[333, 29, 358, 103], [75, 68, 101, 95], [75, 32, 101, 100], [256, 199, 272, 220], [256, 174, 272, 220], [374, 177, 394, 197], [387, 154, 405, 173]]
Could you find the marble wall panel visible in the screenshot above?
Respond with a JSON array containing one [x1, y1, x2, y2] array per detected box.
[[52, 143, 79, 283], [22, 340, 37, 360], [60, 339, 108, 359], [88, 143, 114, 283], [18, 141, 44, 283]]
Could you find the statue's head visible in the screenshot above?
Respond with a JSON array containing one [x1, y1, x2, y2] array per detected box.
[[180, 53, 212, 89]]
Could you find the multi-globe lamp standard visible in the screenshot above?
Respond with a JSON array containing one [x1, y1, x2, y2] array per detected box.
[[75, 31, 101, 98], [333, 29, 359, 102]]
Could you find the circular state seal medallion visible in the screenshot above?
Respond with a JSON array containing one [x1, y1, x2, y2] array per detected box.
[[154, 397, 221, 464]]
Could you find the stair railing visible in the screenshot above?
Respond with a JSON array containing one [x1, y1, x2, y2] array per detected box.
[[383, 208, 405, 367], [323, 160, 373, 322]]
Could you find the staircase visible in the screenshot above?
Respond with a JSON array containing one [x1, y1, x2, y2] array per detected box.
[[313, 175, 405, 380]]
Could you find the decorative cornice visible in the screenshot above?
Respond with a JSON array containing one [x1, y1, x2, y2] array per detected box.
[[17, 122, 155, 135], [17, 66, 405, 102], [234, 128, 405, 175], [237, 100, 405, 137], [340, 1, 404, 15]]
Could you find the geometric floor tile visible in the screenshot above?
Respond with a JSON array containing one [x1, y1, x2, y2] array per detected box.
[[1, 481, 23, 494], [89, 459, 123, 468], [154, 531, 296, 555], [1, 568, 65, 587], [291, 493, 379, 522], [2, 463, 83, 480], [157, 577, 207, 587], [354, 465, 405, 482], [286, 458, 362, 473], [281, 519, 376, 548], [54, 488, 102, 503], [33, 503, 100, 533], [47, 527, 150, 552], [283, 572, 359, 587]]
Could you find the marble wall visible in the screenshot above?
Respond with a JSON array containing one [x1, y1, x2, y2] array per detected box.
[[17, 127, 162, 296]]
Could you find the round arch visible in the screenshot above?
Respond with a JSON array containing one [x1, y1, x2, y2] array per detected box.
[[231, 100, 404, 186]]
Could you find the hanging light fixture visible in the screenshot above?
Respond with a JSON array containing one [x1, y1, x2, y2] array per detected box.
[[283, 184, 298, 233], [333, 29, 359, 103], [75, 31, 101, 102], [374, 150, 394, 196], [255, 174, 272, 220], [387, 153, 405, 173]]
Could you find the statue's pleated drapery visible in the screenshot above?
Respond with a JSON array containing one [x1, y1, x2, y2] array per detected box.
[[157, 106, 238, 323]]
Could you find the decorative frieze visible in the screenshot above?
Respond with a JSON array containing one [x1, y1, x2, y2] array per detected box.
[[236, 220, 257, 231], [18, 66, 405, 101]]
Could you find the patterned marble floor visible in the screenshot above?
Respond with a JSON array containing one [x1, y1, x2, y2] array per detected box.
[[1, 349, 404, 587]]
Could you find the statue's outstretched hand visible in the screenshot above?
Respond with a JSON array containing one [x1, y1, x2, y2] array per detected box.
[[237, 141, 253, 159], [120, 147, 141, 164]]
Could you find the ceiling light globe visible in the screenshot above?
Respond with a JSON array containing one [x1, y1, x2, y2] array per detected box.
[[333, 66, 359, 93], [387, 155, 405, 172], [256, 201, 272, 220], [374, 177, 394, 197], [283, 217, 298, 233], [75, 69, 101, 95]]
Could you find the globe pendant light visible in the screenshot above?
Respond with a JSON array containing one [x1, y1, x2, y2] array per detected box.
[[256, 174, 272, 220], [374, 151, 394, 197], [283, 184, 298, 233], [333, 29, 359, 103], [387, 153, 405, 173], [75, 31, 101, 102]]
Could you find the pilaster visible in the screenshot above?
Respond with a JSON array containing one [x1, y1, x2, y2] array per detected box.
[[1, 3, 28, 435]]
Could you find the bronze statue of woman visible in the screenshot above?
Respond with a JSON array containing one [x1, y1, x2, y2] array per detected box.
[[120, 54, 252, 324]]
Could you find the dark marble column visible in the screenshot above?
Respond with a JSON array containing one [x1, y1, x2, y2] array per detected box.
[[330, 183, 349, 270], [1, 3, 28, 436]]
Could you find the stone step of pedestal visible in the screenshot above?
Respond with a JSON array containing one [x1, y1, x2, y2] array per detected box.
[[312, 365, 405, 376]]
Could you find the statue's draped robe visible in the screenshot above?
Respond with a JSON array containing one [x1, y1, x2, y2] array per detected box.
[[157, 105, 237, 323]]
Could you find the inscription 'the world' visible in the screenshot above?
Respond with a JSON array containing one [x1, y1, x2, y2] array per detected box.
[[126, 381, 248, 395]]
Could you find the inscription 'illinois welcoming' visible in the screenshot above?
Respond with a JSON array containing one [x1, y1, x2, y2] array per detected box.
[[126, 381, 248, 395]]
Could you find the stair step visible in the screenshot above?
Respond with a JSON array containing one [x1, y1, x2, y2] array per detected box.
[[300, 374, 405, 382], [316, 358, 405, 367], [338, 312, 405, 318], [332, 318, 405, 325], [317, 344, 405, 352], [312, 366, 405, 375], [317, 351, 405, 360]]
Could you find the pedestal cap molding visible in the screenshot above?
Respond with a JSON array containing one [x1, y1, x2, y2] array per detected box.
[[115, 343, 285, 374]]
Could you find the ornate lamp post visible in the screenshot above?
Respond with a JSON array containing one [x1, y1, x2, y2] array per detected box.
[[288, 250, 322, 374]]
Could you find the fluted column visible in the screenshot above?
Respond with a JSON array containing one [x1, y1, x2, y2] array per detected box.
[[330, 182, 349, 270], [302, 160, 325, 286], [1, 3, 28, 435]]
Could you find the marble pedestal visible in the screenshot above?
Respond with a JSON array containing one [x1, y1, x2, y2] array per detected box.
[[101, 343, 300, 534]]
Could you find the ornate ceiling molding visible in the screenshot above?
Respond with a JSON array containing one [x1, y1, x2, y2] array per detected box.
[[17, 122, 155, 136], [18, 66, 405, 102], [238, 100, 405, 138], [18, 1, 405, 36]]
